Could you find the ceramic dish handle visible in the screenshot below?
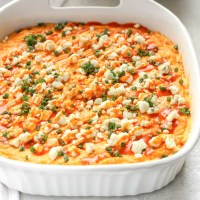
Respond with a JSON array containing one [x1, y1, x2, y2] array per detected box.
[[50, 0, 121, 8], [0, 0, 151, 12], [0, 0, 154, 39]]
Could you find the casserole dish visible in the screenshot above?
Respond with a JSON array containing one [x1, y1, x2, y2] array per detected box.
[[0, 0, 199, 196]]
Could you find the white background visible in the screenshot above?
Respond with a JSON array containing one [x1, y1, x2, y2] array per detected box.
[[0, 0, 200, 200]]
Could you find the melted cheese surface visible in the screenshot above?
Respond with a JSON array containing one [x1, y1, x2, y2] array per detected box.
[[0, 22, 191, 165]]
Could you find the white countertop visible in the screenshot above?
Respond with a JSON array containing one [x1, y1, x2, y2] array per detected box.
[[0, 0, 200, 200]]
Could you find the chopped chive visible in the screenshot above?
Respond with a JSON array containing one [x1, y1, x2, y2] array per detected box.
[[174, 44, 178, 50], [56, 129, 62, 134], [114, 150, 122, 157], [121, 142, 126, 147], [118, 71, 125, 78], [131, 105, 138, 111], [58, 151, 63, 156], [102, 94, 107, 102], [108, 122, 116, 130], [64, 153, 69, 162], [53, 50, 59, 57], [161, 154, 168, 159], [106, 147, 113, 155], [62, 31, 66, 37], [22, 95, 29, 101], [81, 61, 98, 75], [111, 96, 116, 101], [94, 50, 100, 57], [131, 86, 137, 91], [179, 107, 190, 116], [159, 86, 166, 91], [3, 132, 9, 138], [19, 146, 25, 151], [179, 79, 184, 85], [58, 138, 65, 146], [46, 31, 53, 35], [6, 65, 13, 70], [78, 143, 84, 149], [167, 96, 171, 102], [38, 22, 45, 27], [127, 29, 132, 37], [174, 68, 178, 72], [54, 23, 65, 31], [2, 93, 9, 99], [30, 146, 35, 153]]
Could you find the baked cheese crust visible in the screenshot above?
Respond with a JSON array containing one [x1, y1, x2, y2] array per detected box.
[[0, 22, 191, 165]]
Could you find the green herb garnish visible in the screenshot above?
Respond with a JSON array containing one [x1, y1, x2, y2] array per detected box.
[[2, 93, 9, 99], [54, 23, 65, 31], [30, 146, 35, 153], [81, 62, 98, 75], [3, 132, 9, 138], [20, 103, 31, 115], [108, 122, 116, 130], [179, 107, 190, 116]]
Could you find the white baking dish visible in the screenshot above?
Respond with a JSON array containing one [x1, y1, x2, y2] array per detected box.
[[0, 0, 199, 196]]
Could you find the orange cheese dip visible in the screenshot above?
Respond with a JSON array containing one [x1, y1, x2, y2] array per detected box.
[[0, 22, 191, 165]]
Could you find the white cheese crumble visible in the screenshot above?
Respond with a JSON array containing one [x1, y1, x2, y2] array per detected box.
[[131, 139, 147, 155], [135, 60, 141, 68], [121, 119, 134, 130], [134, 23, 141, 28], [45, 40, 55, 51], [108, 132, 129, 147], [158, 62, 170, 75], [79, 35, 91, 47], [98, 34, 109, 47], [48, 146, 63, 161], [18, 132, 32, 143], [58, 115, 68, 125], [94, 98, 102, 105], [52, 81, 64, 89], [63, 72, 70, 82], [108, 85, 126, 96], [122, 99, 132, 105], [87, 100, 93, 106], [85, 143, 95, 154], [137, 101, 149, 113], [169, 85, 179, 95], [34, 55, 42, 62], [10, 138, 20, 148], [126, 76, 133, 84], [62, 41, 72, 49], [44, 125, 53, 134], [108, 52, 118, 60], [149, 136, 161, 148], [35, 42, 43, 51], [140, 120, 150, 127], [134, 34, 145, 44], [123, 110, 134, 119], [104, 70, 114, 80], [56, 46, 63, 53], [166, 110, 179, 122], [12, 56, 20, 65], [171, 94, 185, 105], [117, 45, 128, 54], [165, 135, 176, 149], [90, 26, 94, 31], [90, 59, 98, 67], [132, 56, 140, 62], [101, 118, 120, 131], [37, 131, 44, 139]]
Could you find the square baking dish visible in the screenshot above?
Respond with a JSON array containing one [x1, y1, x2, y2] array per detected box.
[[0, 0, 200, 196]]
